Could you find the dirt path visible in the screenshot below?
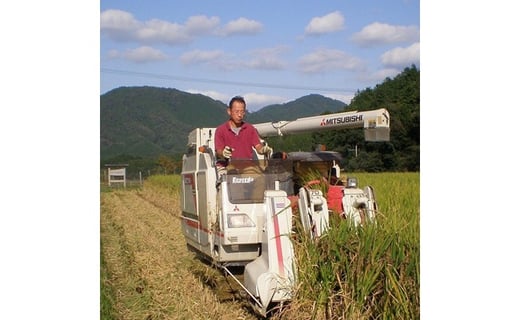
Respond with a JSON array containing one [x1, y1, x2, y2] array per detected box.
[[101, 189, 259, 320]]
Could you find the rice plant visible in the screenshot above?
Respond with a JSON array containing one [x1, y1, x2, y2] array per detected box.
[[278, 172, 420, 319]]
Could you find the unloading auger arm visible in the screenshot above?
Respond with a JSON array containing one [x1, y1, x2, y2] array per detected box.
[[253, 108, 390, 142]]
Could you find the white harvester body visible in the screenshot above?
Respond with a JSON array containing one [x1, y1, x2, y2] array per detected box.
[[180, 108, 389, 315]]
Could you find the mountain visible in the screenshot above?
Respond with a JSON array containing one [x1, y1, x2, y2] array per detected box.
[[100, 87, 347, 160], [246, 94, 345, 123]]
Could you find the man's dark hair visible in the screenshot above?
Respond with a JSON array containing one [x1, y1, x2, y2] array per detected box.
[[228, 96, 246, 109]]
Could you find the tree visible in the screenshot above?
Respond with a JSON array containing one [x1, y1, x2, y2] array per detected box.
[[316, 65, 420, 172], [157, 155, 176, 174]]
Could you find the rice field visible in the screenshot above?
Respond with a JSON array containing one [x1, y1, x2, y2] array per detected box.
[[283, 172, 419, 319], [100, 172, 419, 319]]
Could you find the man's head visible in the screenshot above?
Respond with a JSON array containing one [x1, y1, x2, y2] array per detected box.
[[227, 96, 246, 127]]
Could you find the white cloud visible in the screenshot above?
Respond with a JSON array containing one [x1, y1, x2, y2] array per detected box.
[[106, 46, 168, 63], [298, 48, 364, 73], [380, 42, 420, 68], [181, 50, 239, 71], [245, 57, 284, 70], [244, 46, 289, 70], [135, 19, 191, 44], [219, 17, 263, 36], [107, 49, 119, 59], [360, 68, 402, 83], [323, 93, 353, 105], [180, 49, 226, 65], [184, 15, 220, 35], [180, 47, 289, 71], [100, 9, 142, 41], [101, 9, 220, 45], [186, 89, 229, 105], [351, 22, 419, 47], [127, 46, 168, 63], [243, 92, 288, 111], [305, 11, 345, 35], [185, 90, 287, 112]]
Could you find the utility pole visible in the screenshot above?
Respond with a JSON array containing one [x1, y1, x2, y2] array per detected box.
[[348, 144, 358, 157]]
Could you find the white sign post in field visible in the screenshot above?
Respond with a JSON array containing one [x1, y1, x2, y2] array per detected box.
[[108, 167, 126, 188]]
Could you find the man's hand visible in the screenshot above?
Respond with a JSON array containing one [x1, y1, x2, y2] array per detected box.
[[259, 145, 273, 158], [223, 146, 233, 159]]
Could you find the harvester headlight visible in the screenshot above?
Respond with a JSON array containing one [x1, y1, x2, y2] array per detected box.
[[227, 214, 256, 228]]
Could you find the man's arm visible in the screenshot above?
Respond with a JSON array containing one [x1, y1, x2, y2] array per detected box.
[[216, 148, 224, 159], [214, 126, 226, 159]]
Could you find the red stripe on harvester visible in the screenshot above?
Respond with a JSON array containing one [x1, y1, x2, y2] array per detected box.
[[272, 200, 285, 277], [182, 216, 224, 238], [184, 219, 199, 229]]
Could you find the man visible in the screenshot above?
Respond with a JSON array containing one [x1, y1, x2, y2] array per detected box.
[[215, 96, 272, 163]]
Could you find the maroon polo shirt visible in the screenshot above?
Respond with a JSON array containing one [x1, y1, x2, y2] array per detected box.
[[215, 121, 261, 160]]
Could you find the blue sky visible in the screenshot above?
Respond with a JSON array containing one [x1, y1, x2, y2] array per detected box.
[[4, 3, 520, 319], [101, 0, 420, 111]]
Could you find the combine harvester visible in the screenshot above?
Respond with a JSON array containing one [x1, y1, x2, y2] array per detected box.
[[180, 108, 390, 316]]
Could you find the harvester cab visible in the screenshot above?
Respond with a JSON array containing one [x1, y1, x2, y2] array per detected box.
[[180, 108, 390, 315]]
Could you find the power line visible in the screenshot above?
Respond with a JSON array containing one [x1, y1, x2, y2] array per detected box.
[[101, 68, 357, 93]]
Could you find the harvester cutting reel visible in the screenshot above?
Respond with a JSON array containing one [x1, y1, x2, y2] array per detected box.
[[297, 177, 378, 240]]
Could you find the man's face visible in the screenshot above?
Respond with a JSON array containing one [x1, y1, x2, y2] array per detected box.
[[227, 101, 246, 125]]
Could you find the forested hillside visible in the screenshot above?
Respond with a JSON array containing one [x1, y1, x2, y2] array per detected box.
[[101, 88, 348, 173], [246, 94, 345, 123], [313, 65, 420, 171], [100, 87, 229, 159]]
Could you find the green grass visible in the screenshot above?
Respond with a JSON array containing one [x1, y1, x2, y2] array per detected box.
[[145, 174, 182, 193]]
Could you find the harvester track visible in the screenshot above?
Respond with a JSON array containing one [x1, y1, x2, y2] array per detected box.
[[102, 190, 260, 319], [134, 191, 250, 302]]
